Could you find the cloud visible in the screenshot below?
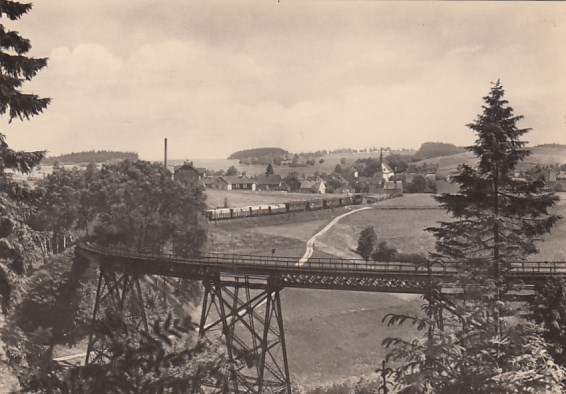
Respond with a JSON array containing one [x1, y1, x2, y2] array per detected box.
[[5, 1, 566, 160]]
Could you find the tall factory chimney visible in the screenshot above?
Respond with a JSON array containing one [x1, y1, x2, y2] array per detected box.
[[164, 138, 168, 169]]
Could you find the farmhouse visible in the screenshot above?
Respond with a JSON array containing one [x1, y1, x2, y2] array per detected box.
[[325, 173, 351, 193], [299, 180, 326, 194], [203, 176, 256, 191], [383, 180, 403, 190], [173, 163, 205, 184], [358, 176, 382, 193], [341, 166, 359, 184], [205, 176, 230, 190], [223, 176, 256, 191], [255, 174, 286, 191]]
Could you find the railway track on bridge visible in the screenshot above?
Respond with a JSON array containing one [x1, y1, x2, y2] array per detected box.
[[76, 243, 566, 293], [76, 243, 566, 394]]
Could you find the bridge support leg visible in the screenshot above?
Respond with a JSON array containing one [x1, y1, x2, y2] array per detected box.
[[199, 277, 291, 394], [85, 266, 148, 365]]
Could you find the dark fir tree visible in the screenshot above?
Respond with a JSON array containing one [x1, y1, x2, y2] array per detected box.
[[265, 163, 274, 176], [382, 81, 564, 393], [429, 80, 559, 278], [0, 0, 50, 184], [0, 0, 50, 311], [356, 226, 377, 261]]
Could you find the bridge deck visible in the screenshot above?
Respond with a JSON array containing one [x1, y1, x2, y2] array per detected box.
[[76, 243, 566, 293]]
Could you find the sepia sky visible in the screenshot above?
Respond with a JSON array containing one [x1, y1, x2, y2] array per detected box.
[[3, 1, 566, 160]]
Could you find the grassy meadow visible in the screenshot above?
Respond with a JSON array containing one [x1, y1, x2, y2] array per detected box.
[[205, 189, 343, 209], [530, 192, 566, 261]]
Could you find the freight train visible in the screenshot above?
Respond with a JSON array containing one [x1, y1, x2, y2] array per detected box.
[[206, 194, 363, 221]]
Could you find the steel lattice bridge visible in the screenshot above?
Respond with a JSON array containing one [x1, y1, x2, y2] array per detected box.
[[75, 243, 566, 394]]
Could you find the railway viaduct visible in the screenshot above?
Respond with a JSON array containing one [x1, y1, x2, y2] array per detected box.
[[76, 243, 566, 394]]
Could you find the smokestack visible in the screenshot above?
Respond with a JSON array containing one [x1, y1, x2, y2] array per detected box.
[[164, 138, 168, 169]]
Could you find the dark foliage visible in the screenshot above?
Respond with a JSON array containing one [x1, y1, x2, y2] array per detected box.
[[0, 0, 50, 312], [371, 241, 398, 262], [227, 147, 288, 160], [41, 150, 139, 165], [356, 226, 377, 261], [404, 175, 437, 194], [531, 278, 566, 366], [228, 147, 288, 166], [283, 172, 301, 192], [413, 142, 466, 161], [19, 313, 232, 393], [265, 163, 274, 176], [225, 165, 238, 176], [382, 81, 564, 393]]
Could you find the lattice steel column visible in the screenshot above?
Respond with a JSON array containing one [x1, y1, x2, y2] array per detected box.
[[85, 265, 149, 365], [199, 276, 291, 394]]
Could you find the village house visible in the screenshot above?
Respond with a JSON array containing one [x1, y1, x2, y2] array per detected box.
[[223, 176, 256, 191], [255, 174, 286, 191], [358, 176, 382, 193], [299, 180, 326, 194], [341, 166, 359, 184], [173, 162, 205, 184], [383, 180, 403, 191], [203, 177, 219, 189], [203, 176, 256, 191], [204, 176, 230, 190], [325, 173, 351, 194]]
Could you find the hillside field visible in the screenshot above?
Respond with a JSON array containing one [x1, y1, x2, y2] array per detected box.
[[315, 192, 566, 262], [413, 146, 566, 176], [189, 146, 566, 181], [206, 191, 566, 387]]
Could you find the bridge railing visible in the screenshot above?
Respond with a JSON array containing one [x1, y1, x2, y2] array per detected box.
[[78, 243, 566, 277], [510, 261, 564, 274], [79, 243, 447, 274]]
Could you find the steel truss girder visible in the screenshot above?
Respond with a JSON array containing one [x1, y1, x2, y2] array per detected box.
[[199, 276, 291, 394], [281, 272, 429, 293], [85, 266, 149, 365]]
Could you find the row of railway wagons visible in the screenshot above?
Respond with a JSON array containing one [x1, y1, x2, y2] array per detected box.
[[206, 194, 363, 221]]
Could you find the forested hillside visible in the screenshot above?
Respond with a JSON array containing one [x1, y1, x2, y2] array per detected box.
[[42, 150, 139, 165], [413, 142, 466, 160], [228, 147, 288, 165]]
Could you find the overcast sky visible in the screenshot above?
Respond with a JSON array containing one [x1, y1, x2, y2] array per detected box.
[[3, 1, 566, 160]]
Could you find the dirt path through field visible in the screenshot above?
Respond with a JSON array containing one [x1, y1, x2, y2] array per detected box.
[[297, 207, 373, 266]]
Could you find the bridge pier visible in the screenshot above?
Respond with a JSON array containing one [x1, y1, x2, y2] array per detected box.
[[85, 266, 149, 365], [199, 276, 291, 394]]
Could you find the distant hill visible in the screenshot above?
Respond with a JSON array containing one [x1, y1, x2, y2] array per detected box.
[[42, 150, 139, 165], [228, 147, 288, 165], [413, 142, 466, 160], [413, 146, 566, 176]]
